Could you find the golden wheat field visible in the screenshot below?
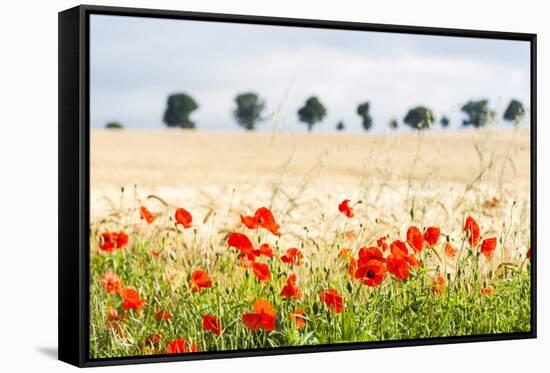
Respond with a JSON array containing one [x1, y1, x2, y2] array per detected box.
[[91, 128, 530, 257], [89, 127, 531, 358]]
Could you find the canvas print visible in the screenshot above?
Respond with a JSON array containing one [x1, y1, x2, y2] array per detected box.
[[89, 14, 532, 359]]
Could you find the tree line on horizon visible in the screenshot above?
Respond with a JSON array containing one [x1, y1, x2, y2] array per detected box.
[[105, 92, 527, 131]]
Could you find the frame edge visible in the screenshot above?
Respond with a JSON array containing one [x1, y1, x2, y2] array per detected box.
[[58, 5, 86, 368]]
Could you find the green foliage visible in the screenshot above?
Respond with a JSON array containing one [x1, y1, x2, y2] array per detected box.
[[89, 235, 531, 358], [403, 106, 435, 130], [388, 119, 398, 130], [461, 99, 495, 128], [336, 121, 345, 131], [233, 92, 266, 130], [297, 96, 327, 132], [440, 116, 450, 128], [105, 121, 123, 129], [162, 93, 199, 129], [356, 102, 373, 131], [503, 99, 526, 124]]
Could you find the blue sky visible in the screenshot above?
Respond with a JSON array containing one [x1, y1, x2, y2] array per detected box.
[[90, 14, 531, 132]]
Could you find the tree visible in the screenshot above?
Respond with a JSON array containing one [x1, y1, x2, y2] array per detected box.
[[105, 121, 123, 129], [388, 119, 398, 130], [233, 92, 265, 130], [162, 93, 198, 128], [336, 121, 345, 131], [357, 102, 373, 131], [403, 106, 435, 130], [297, 96, 327, 132], [461, 99, 495, 128], [440, 116, 450, 128], [503, 99, 525, 124]]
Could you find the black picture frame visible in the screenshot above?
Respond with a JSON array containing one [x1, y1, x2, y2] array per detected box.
[[58, 4, 537, 368]]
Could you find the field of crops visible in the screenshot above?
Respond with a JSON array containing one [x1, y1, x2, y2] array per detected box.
[[89, 128, 531, 358]]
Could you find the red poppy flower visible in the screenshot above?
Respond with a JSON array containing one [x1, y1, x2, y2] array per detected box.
[[280, 274, 301, 299], [386, 255, 410, 281], [431, 275, 446, 296], [444, 242, 457, 258], [338, 199, 354, 218], [254, 243, 275, 258], [480, 237, 497, 260], [241, 207, 281, 236], [242, 299, 277, 331], [405, 254, 420, 270], [348, 257, 357, 277], [227, 232, 255, 260], [120, 288, 146, 312], [242, 313, 263, 331], [377, 236, 389, 252], [390, 239, 409, 257], [99, 271, 123, 295], [527, 246, 531, 261], [175, 208, 192, 228], [480, 287, 495, 295], [139, 206, 155, 224], [319, 289, 343, 313], [406, 226, 424, 253], [190, 270, 213, 292], [240, 255, 255, 268], [144, 334, 162, 350], [151, 249, 160, 258], [424, 226, 440, 246], [166, 338, 199, 354], [358, 246, 384, 265], [154, 309, 171, 321], [484, 196, 499, 209], [106, 306, 117, 320], [256, 207, 282, 236], [241, 214, 258, 229], [291, 308, 306, 330], [281, 248, 303, 266], [251, 261, 271, 282], [99, 231, 128, 252], [355, 259, 386, 287], [202, 314, 222, 336], [106, 305, 124, 321], [464, 216, 480, 247]]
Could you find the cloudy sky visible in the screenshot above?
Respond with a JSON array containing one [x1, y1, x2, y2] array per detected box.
[[90, 14, 531, 132]]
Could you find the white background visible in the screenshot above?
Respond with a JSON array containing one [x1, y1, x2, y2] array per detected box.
[[0, 0, 547, 371]]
